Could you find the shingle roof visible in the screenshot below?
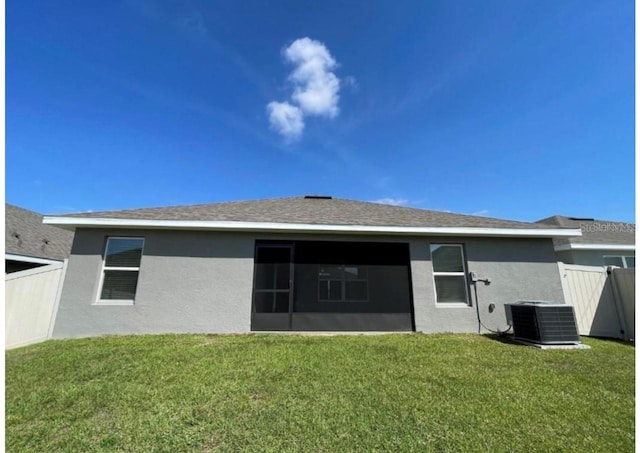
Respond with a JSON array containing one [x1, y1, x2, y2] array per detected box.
[[536, 215, 635, 247], [60, 196, 564, 230], [6, 203, 74, 261]]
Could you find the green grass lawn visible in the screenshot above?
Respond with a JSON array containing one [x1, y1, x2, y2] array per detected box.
[[6, 334, 635, 452]]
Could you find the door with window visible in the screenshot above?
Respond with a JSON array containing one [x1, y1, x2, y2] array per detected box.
[[251, 244, 293, 331]]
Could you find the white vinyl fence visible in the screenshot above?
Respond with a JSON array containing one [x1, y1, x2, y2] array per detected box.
[[611, 268, 635, 340], [5, 261, 67, 349], [558, 263, 635, 341]]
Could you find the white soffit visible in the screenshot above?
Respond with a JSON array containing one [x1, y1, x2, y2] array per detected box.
[[43, 216, 582, 238], [555, 243, 635, 252], [5, 253, 62, 265]]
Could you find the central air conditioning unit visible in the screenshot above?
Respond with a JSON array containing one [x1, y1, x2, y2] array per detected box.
[[505, 301, 580, 345]]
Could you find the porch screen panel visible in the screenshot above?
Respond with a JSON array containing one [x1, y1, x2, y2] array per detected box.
[[293, 241, 412, 315], [253, 246, 291, 313]]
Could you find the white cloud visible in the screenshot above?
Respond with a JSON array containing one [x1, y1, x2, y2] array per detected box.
[[266, 101, 304, 141], [471, 209, 490, 217], [373, 198, 409, 206], [284, 37, 340, 117], [267, 37, 341, 140]]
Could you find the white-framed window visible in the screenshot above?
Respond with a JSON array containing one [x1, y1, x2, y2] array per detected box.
[[603, 255, 635, 268], [96, 237, 145, 305], [430, 244, 470, 305], [318, 265, 368, 302]]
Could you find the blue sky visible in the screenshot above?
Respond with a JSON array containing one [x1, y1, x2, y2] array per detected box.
[[6, 0, 635, 222]]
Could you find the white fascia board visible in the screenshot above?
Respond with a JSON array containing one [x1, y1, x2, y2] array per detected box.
[[555, 243, 635, 252], [5, 253, 62, 265], [43, 216, 583, 238]]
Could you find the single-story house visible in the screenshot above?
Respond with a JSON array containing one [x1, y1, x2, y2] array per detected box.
[[536, 215, 635, 268], [6, 203, 74, 273], [44, 196, 581, 337]]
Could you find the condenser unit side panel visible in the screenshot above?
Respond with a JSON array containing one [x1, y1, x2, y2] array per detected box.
[[511, 306, 541, 342]]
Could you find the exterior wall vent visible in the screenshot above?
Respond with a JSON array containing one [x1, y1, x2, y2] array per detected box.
[[506, 301, 580, 345], [304, 195, 333, 200]]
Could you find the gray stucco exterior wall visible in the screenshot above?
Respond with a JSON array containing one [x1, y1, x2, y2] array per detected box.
[[52, 229, 565, 338], [556, 249, 635, 267], [411, 238, 565, 334], [53, 229, 256, 338]]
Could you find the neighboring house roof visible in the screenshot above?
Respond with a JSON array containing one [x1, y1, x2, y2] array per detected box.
[[44, 196, 581, 238], [6, 203, 74, 262], [536, 215, 635, 251]]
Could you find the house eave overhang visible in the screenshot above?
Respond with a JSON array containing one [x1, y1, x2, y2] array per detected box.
[[5, 253, 63, 265], [43, 217, 582, 238], [554, 243, 635, 252]]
